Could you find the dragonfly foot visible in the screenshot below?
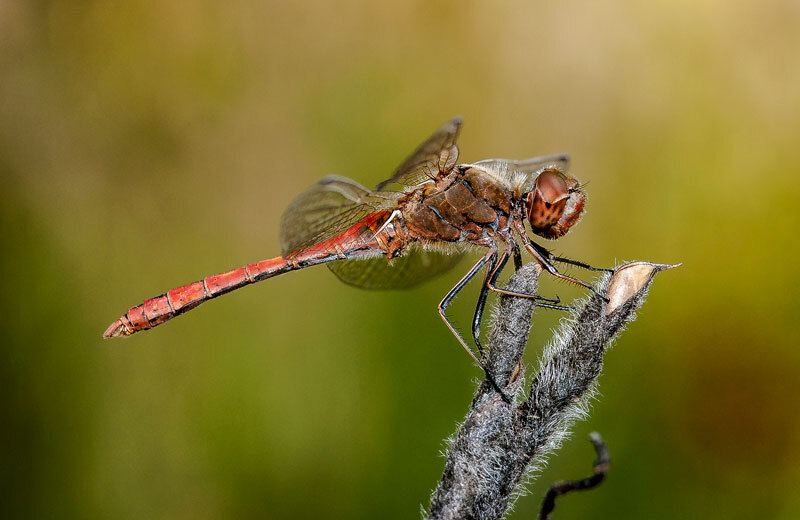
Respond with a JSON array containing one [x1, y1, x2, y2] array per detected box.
[[537, 293, 561, 305], [484, 367, 513, 403], [590, 286, 611, 303], [534, 301, 573, 312]]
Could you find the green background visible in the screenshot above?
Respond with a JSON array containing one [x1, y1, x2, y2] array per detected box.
[[2, 1, 799, 518]]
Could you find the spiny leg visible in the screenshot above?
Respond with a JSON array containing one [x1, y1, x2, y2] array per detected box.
[[468, 247, 559, 356], [438, 248, 511, 402], [513, 220, 609, 302], [485, 245, 570, 310], [525, 243, 605, 300], [528, 240, 612, 273], [552, 255, 613, 273], [471, 246, 569, 362]]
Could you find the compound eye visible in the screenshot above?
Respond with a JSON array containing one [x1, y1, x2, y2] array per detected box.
[[534, 170, 569, 204], [527, 169, 569, 231]]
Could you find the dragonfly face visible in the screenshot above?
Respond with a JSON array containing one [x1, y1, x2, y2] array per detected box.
[[526, 168, 586, 240]]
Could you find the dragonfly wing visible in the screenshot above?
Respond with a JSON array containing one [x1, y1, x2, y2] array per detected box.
[[327, 246, 465, 289], [280, 175, 398, 255], [509, 153, 570, 174], [374, 117, 463, 190], [473, 153, 570, 192], [473, 153, 570, 175]]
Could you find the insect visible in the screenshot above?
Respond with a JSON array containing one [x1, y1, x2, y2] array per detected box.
[[104, 117, 604, 397]]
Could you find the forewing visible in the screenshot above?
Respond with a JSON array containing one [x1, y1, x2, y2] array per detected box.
[[280, 175, 397, 255], [374, 117, 463, 190], [473, 153, 570, 191], [327, 247, 464, 290], [509, 153, 570, 174]]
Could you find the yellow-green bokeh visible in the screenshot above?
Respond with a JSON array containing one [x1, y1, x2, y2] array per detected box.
[[2, 1, 799, 518]]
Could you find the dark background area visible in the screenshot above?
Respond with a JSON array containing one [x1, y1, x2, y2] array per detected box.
[[2, 1, 799, 518]]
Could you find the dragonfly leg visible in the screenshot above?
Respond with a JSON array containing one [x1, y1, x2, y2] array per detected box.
[[486, 245, 571, 310], [471, 248, 513, 360], [438, 248, 511, 403], [514, 220, 609, 302], [471, 250, 499, 360], [471, 244, 571, 366], [528, 241, 612, 273], [512, 241, 523, 270], [552, 255, 613, 273]]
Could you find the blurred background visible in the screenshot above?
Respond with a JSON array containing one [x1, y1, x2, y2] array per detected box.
[[2, 1, 799, 518]]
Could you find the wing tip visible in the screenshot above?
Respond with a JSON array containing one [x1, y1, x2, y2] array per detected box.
[[448, 115, 464, 132]]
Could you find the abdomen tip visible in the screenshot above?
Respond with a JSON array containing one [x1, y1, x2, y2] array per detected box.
[[103, 319, 132, 338]]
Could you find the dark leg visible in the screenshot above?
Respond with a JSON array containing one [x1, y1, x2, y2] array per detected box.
[[471, 246, 569, 362], [512, 242, 523, 270], [471, 250, 499, 359], [485, 244, 568, 308], [513, 220, 609, 302], [438, 248, 511, 402], [552, 255, 613, 273], [529, 241, 612, 273]]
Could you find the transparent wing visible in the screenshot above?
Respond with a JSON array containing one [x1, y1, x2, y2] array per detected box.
[[327, 247, 464, 289], [473, 153, 570, 175], [509, 153, 570, 174], [374, 116, 463, 190], [280, 175, 399, 255], [472, 153, 570, 191]]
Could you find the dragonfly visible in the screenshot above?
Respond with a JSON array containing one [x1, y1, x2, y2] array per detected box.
[[104, 117, 605, 398]]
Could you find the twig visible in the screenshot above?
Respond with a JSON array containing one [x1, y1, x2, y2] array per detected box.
[[426, 261, 677, 520], [537, 432, 610, 520]]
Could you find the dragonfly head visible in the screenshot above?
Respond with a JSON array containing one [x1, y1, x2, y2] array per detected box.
[[526, 168, 586, 239]]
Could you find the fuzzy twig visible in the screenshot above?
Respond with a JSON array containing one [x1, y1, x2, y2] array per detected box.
[[426, 261, 677, 520]]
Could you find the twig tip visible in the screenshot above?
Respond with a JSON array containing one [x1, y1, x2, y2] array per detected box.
[[605, 260, 678, 315]]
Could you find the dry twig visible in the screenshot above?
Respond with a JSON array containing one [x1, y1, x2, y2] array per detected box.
[[537, 432, 610, 520], [426, 261, 677, 520]]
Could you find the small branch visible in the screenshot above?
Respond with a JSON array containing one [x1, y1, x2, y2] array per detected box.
[[538, 432, 610, 520], [427, 261, 677, 520]]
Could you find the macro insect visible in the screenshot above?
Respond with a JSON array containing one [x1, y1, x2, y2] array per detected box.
[[104, 117, 605, 397]]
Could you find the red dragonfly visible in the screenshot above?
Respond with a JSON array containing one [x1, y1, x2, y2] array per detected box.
[[104, 117, 604, 396]]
